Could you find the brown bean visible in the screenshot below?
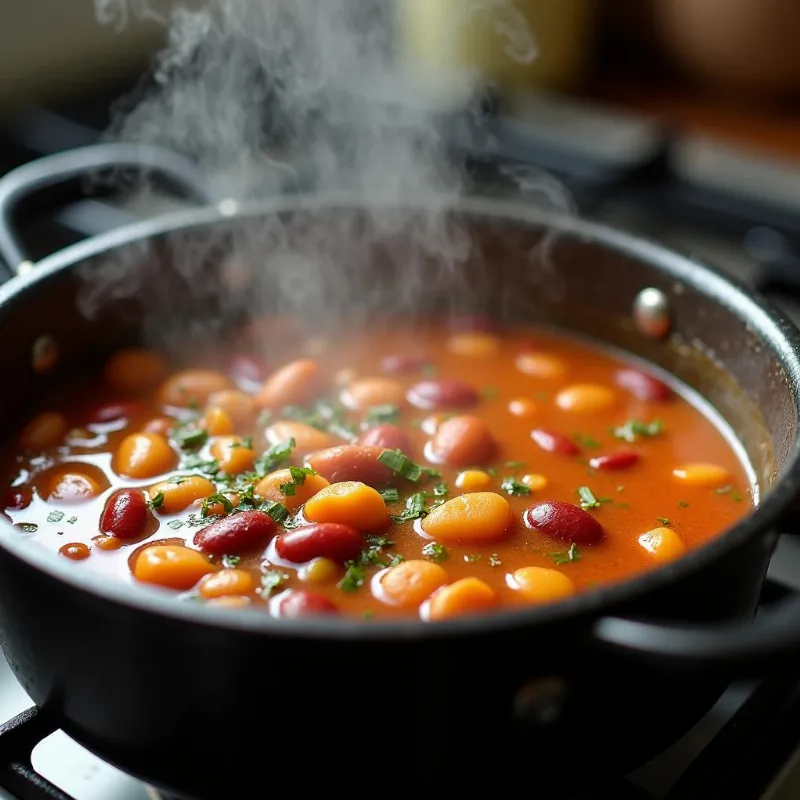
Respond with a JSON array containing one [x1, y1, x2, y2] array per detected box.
[[406, 379, 479, 410], [428, 415, 495, 467], [523, 500, 604, 544], [256, 359, 324, 409], [357, 424, 411, 452], [306, 445, 394, 487]]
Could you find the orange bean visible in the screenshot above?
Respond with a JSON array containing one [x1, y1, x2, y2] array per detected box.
[[114, 433, 177, 479], [377, 560, 448, 609], [210, 436, 256, 475], [265, 421, 340, 457], [672, 463, 731, 487], [158, 369, 233, 408], [515, 352, 566, 380], [206, 389, 258, 428], [201, 407, 235, 436], [92, 535, 122, 551], [133, 545, 218, 590], [510, 567, 576, 604], [257, 359, 324, 409], [421, 493, 511, 543], [303, 481, 388, 531], [254, 468, 330, 510], [555, 384, 616, 413], [427, 578, 497, 620], [206, 596, 250, 608], [141, 416, 174, 437], [340, 377, 405, 410], [19, 411, 68, 450], [301, 557, 339, 584], [455, 470, 492, 491], [46, 469, 106, 502], [59, 542, 91, 561], [104, 348, 169, 394], [447, 332, 500, 357], [149, 475, 217, 514], [638, 527, 687, 563], [521, 473, 548, 491], [198, 568, 255, 598], [508, 398, 536, 417]]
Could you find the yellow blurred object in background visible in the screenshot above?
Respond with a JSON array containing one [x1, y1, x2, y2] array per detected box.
[[399, 0, 596, 96]]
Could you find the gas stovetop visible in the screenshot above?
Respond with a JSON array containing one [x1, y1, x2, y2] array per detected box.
[[2, 84, 800, 800]]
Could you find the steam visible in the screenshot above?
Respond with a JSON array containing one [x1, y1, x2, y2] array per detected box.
[[83, 0, 569, 357]]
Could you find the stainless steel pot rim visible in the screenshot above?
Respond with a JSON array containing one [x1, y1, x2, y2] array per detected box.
[[1, 191, 798, 640]]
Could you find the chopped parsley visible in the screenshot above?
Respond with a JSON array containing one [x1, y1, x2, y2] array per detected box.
[[359, 535, 404, 568], [488, 553, 502, 567], [379, 487, 400, 503], [261, 569, 288, 597], [180, 454, 219, 475], [67, 516, 77, 525], [168, 519, 184, 530], [338, 562, 367, 592], [611, 419, 663, 443], [221, 554, 241, 569], [464, 553, 481, 563], [504, 460, 527, 469], [431, 482, 449, 497], [279, 466, 317, 497], [378, 449, 440, 481], [200, 493, 235, 517], [573, 433, 600, 449], [147, 491, 164, 510], [656, 517, 671, 526], [365, 405, 400, 425], [262, 501, 290, 524], [421, 542, 448, 562], [391, 492, 430, 524], [501, 476, 531, 497], [551, 543, 581, 565], [715, 485, 743, 502], [577, 486, 600, 510], [16, 522, 38, 533], [46, 510, 65, 524], [174, 426, 208, 450], [678, 500, 690, 508], [254, 438, 296, 474]]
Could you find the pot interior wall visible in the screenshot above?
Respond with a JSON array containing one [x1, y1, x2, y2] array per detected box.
[[0, 205, 792, 494]]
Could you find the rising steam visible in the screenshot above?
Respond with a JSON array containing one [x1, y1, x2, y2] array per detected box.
[[82, 0, 568, 357]]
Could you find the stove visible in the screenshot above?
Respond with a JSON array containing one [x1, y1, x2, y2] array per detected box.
[[2, 83, 800, 800]]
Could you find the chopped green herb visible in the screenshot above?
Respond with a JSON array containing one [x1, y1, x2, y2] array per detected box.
[[715, 485, 743, 502], [67, 516, 77, 525], [488, 553, 502, 567], [431, 482, 449, 497], [180, 454, 220, 475], [501, 476, 531, 497], [365, 404, 400, 425], [551, 543, 581, 565], [486, 466, 498, 477], [338, 562, 366, 592], [421, 542, 448, 562], [363, 610, 375, 619], [46, 510, 65, 524], [504, 460, 527, 469], [577, 486, 600, 510], [148, 492, 165, 511], [611, 419, 663, 443], [656, 517, 671, 526], [168, 520, 184, 530], [378, 449, 440, 481], [279, 466, 317, 497], [391, 492, 430, 524], [359, 535, 404, 568], [678, 500, 690, 508], [464, 553, 481, 563], [221, 554, 241, 569], [169, 475, 191, 485], [174, 426, 208, 450], [573, 433, 600, 449], [255, 438, 296, 474], [379, 487, 400, 503], [16, 522, 38, 533], [261, 569, 288, 597], [200, 493, 235, 517], [261, 501, 290, 524]]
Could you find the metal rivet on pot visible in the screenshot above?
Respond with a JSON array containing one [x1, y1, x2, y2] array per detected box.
[[633, 287, 671, 339], [513, 676, 568, 727], [31, 335, 58, 375]]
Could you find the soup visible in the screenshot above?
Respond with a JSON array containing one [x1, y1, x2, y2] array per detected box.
[[1, 320, 752, 620]]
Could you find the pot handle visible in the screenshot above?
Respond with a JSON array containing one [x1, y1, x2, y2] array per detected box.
[[592, 582, 800, 673], [0, 142, 214, 275]]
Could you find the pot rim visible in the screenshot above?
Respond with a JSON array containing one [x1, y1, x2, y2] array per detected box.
[[1, 191, 799, 641]]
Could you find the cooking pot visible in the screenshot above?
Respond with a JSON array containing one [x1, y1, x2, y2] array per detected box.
[[0, 143, 799, 800]]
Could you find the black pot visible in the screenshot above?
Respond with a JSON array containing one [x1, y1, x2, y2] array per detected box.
[[0, 144, 799, 800]]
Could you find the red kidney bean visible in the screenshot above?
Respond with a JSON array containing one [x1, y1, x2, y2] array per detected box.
[[272, 589, 338, 619], [193, 510, 276, 556], [306, 445, 394, 487], [615, 368, 671, 402], [380, 354, 432, 374], [531, 429, 579, 456], [589, 450, 640, 471], [275, 523, 363, 563], [357, 424, 411, 453], [86, 401, 142, 424], [523, 500, 604, 544], [3, 487, 31, 510], [228, 353, 270, 390], [406, 379, 479, 410], [100, 489, 150, 540], [448, 315, 498, 333]]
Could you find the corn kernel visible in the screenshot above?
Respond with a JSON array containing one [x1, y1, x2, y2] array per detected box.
[[521, 473, 548, 491], [638, 527, 687, 563], [455, 469, 492, 491], [302, 557, 340, 584], [672, 463, 730, 487]]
